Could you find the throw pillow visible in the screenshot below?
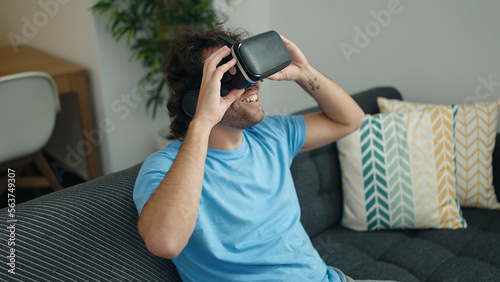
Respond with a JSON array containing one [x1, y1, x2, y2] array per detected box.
[[377, 97, 500, 209], [337, 110, 467, 231]]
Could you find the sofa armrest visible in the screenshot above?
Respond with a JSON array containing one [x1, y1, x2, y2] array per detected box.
[[0, 164, 181, 281]]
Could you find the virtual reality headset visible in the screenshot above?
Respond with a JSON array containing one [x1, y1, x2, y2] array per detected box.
[[182, 30, 292, 118], [218, 30, 292, 92]]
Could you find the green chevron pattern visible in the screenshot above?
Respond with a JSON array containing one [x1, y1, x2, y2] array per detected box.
[[384, 114, 415, 228], [338, 111, 466, 231], [360, 117, 390, 230]]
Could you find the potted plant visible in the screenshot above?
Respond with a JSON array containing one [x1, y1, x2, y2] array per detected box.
[[91, 0, 232, 149], [91, 0, 231, 119]]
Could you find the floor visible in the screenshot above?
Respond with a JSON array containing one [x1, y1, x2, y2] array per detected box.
[[0, 154, 86, 209]]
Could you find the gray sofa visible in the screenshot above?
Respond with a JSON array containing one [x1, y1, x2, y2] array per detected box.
[[1, 87, 499, 281]]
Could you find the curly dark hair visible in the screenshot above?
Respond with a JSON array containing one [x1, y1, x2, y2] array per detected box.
[[163, 27, 248, 139]]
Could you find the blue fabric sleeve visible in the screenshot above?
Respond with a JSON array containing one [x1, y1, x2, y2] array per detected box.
[[270, 114, 306, 161], [285, 115, 306, 158], [133, 148, 178, 215]]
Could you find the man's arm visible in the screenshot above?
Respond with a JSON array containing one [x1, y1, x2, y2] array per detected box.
[[269, 36, 365, 152], [137, 120, 211, 259], [297, 67, 365, 152], [137, 46, 244, 259]]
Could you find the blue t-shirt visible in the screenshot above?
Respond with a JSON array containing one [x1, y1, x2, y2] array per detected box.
[[133, 115, 342, 282]]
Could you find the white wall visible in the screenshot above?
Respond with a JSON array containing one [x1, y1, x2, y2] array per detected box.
[[92, 8, 167, 175], [261, 0, 500, 119], [2, 1, 499, 179]]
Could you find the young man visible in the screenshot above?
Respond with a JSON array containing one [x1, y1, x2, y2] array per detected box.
[[133, 28, 365, 281]]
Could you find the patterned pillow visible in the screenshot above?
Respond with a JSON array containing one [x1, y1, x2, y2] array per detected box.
[[337, 110, 467, 231], [377, 97, 500, 210]]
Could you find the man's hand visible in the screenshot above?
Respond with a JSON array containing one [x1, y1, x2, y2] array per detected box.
[[267, 35, 311, 82], [267, 35, 365, 153], [193, 46, 245, 127]]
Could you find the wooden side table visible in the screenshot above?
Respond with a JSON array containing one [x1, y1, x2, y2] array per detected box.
[[0, 45, 101, 179]]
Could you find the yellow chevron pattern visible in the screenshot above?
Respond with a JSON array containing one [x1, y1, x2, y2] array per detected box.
[[337, 130, 367, 230], [407, 112, 440, 228], [378, 97, 500, 210], [337, 112, 466, 231]]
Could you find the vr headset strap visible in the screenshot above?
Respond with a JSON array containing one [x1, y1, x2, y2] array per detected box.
[[217, 34, 237, 47], [179, 73, 203, 90]]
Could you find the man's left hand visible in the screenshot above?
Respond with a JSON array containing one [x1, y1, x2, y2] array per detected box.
[[267, 35, 311, 82]]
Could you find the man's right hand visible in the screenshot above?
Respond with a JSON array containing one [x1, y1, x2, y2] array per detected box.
[[193, 46, 245, 128]]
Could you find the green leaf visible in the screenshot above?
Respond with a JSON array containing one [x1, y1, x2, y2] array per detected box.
[[114, 26, 129, 42], [193, 1, 210, 10], [90, 1, 111, 13], [107, 10, 116, 28], [127, 30, 134, 46], [151, 57, 160, 74]]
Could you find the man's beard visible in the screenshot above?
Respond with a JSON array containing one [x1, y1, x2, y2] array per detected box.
[[219, 103, 265, 129]]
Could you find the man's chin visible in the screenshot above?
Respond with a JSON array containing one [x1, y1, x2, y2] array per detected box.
[[220, 106, 265, 129]]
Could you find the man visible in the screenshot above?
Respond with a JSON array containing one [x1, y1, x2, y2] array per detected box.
[[133, 28, 365, 281]]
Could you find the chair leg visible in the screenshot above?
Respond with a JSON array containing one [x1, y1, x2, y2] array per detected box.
[[0, 177, 7, 196], [0, 156, 33, 171], [0, 156, 33, 195], [33, 152, 63, 191]]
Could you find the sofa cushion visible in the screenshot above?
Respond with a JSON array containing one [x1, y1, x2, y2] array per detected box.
[[312, 208, 500, 281], [336, 110, 466, 231], [291, 142, 343, 237], [0, 164, 181, 281], [378, 97, 500, 209]]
